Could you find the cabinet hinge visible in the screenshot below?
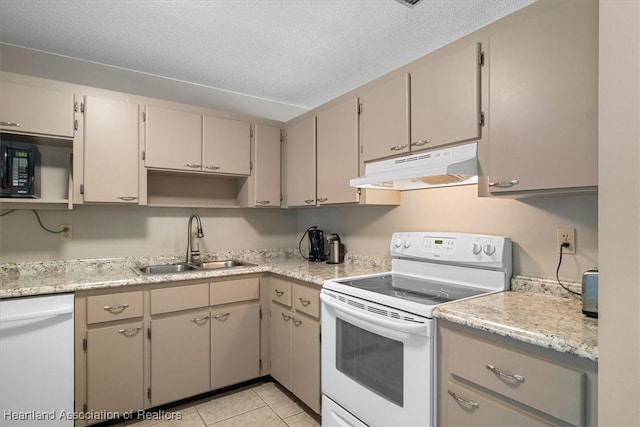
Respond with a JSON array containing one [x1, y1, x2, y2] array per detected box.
[[357, 103, 363, 115], [141, 150, 146, 160], [83, 404, 87, 413], [81, 102, 85, 113], [280, 129, 283, 143], [83, 337, 87, 351], [80, 184, 84, 195], [250, 127, 254, 138], [147, 327, 151, 340], [147, 388, 151, 400], [259, 308, 263, 319], [479, 51, 485, 67], [74, 119, 78, 131], [74, 102, 78, 113], [479, 112, 485, 127], [357, 188, 362, 195], [250, 160, 253, 171], [259, 359, 262, 369], [280, 193, 283, 202], [141, 111, 146, 122], [360, 146, 363, 154]]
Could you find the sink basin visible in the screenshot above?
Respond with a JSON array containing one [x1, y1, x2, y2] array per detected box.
[[199, 259, 256, 270], [136, 262, 199, 275], [134, 259, 255, 275]]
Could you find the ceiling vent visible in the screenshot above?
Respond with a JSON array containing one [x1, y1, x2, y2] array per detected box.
[[396, 0, 424, 7]]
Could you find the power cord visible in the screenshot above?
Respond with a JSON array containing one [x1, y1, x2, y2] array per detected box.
[[298, 225, 317, 260], [0, 209, 69, 234], [556, 242, 581, 296]]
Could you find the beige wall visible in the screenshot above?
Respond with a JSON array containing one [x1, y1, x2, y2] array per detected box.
[[0, 206, 297, 262], [598, 1, 640, 425], [297, 185, 598, 281]]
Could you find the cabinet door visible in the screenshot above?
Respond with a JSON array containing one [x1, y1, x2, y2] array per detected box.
[[202, 116, 250, 175], [487, 1, 597, 194], [83, 96, 139, 203], [360, 74, 411, 161], [411, 42, 481, 151], [270, 303, 293, 391], [292, 315, 321, 414], [253, 124, 281, 206], [211, 303, 261, 389], [87, 322, 144, 414], [150, 311, 210, 406], [0, 81, 74, 137], [145, 105, 202, 172], [284, 116, 316, 207], [316, 98, 359, 205]]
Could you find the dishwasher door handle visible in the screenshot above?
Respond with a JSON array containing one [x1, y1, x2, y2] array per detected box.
[[0, 306, 74, 323]]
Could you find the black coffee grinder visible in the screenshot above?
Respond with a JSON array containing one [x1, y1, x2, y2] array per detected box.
[[299, 226, 326, 262]]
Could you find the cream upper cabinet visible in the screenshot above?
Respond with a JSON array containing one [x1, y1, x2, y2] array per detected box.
[[144, 105, 202, 172], [486, 0, 598, 195], [0, 81, 75, 138], [359, 74, 411, 162], [202, 116, 251, 175], [284, 116, 316, 207], [253, 124, 282, 206], [411, 42, 481, 151], [316, 97, 360, 205], [83, 96, 140, 203]]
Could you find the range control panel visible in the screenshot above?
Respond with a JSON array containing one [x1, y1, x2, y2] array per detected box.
[[390, 232, 512, 268]]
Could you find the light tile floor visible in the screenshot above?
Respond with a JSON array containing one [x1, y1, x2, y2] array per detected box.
[[110, 381, 321, 427]]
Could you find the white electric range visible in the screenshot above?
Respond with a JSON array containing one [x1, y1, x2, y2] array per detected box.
[[320, 231, 512, 427]]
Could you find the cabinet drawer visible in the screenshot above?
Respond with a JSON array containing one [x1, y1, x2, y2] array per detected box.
[[210, 277, 259, 306], [449, 331, 586, 426], [87, 291, 143, 324], [271, 278, 292, 306], [151, 283, 209, 315], [293, 284, 320, 319], [445, 381, 548, 427]]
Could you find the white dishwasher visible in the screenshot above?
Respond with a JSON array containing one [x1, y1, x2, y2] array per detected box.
[[0, 293, 74, 426]]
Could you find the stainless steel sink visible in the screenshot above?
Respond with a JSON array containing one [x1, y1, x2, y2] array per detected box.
[[135, 262, 200, 275], [134, 259, 255, 275], [199, 259, 256, 270]]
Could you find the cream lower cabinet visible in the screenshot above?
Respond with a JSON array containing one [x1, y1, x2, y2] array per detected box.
[[438, 320, 598, 426], [269, 277, 321, 414]]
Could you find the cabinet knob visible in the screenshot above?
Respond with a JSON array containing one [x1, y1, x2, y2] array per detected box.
[[488, 179, 519, 188], [390, 143, 409, 151], [0, 121, 20, 127]]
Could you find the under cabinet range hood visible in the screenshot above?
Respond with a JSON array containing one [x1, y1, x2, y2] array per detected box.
[[350, 142, 478, 191]]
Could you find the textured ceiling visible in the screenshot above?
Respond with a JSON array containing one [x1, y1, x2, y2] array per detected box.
[[0, 0, 534, 110]]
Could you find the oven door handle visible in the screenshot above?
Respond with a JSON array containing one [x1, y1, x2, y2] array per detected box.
[[320, 293, 432, 337]]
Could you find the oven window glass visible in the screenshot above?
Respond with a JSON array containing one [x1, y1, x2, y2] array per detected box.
[[336, 318, 403, 406]]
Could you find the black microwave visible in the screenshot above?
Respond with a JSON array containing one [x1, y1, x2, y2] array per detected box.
[[1, 139, 41, 198]]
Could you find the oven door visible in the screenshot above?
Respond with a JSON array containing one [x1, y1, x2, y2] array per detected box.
[[320, 289, 434, 427]]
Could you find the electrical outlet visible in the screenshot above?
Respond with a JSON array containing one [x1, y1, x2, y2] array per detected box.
[[60, 224, 72, 241], [557, 227, 575, 254]]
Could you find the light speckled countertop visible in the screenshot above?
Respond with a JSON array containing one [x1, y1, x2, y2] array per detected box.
[[1, 250, 597, 362]]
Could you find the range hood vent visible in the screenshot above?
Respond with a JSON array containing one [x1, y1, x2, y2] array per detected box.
[[350, 142, 478, 191]]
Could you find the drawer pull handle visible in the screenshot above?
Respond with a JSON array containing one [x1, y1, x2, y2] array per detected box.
[[293, 318, 302, 327], [256, 200, 271, 205], [0, 121, 20, 127], [304, 199, 315, 204], [205, 165, 221, 170], [118, 326, 142, 336], [448, 390, 479, 409], [117, 196, 138, 201], [390, 143, 409, 151], [191, 316, 210, 324], [185, 163, 202, 168], [299, 298, 311, 307], [411, 139, 431, 147], [275, 289, 284, 297], [281, 313, 291, 322], [317, 197, 328, 203], [486, 364, 525, 383], [211, 313, 230, 321], [104, 304, 129, 313], [488, 179, 519, 188]]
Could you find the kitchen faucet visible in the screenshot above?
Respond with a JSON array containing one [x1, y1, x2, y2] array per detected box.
[[186, 214, 204, 266]]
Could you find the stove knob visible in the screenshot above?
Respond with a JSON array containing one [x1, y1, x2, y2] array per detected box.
[[472, 242, 482, 255], [403, 239, 411, 248], [483, 243, 496, 256], [394, 237, 403, 248]]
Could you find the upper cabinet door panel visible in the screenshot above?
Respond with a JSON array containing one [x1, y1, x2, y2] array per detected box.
[[316, 98, 359, 205], [0, 81, 75, 138], [145, 105, 202, 172], [83, 96, 139, 203], [285, 116, 316, 207], [202, 116, 250, 176], [359, 74, 411, 162], [487, 1, 598, 193], [411, 42, 481, 150], [254, 124, 282, 206]]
